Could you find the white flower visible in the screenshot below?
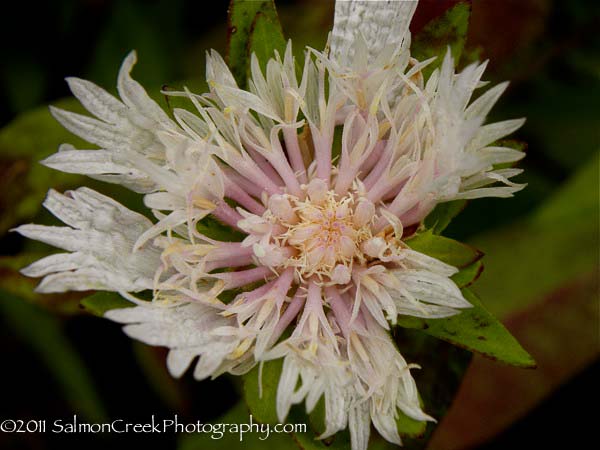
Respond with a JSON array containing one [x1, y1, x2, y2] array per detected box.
[[15, 1, 526, 449]]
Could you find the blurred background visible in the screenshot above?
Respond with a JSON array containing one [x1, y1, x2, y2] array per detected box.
[[0, 0, 598, 449]]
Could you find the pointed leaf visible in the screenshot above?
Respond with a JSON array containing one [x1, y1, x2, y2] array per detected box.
[[428, 154, 600, 448], [451, 259, 484, 288], [405, 230, 483, 269], [248, 12, 287, 73], [227, 0, 282, 88], [396, 289, 536, 368]]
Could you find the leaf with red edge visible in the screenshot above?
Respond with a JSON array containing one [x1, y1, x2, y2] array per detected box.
[[396, 289, 536, 369]]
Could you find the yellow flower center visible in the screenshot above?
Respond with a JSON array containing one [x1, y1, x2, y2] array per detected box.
[[267, 180, 375, 283]]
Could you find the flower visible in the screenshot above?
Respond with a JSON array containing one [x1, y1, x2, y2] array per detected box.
[[15, 1, 525, 449]]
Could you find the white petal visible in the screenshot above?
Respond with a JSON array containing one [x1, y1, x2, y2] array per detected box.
[[42, 145, 145, 179], [394, 269, 471, 308], [330, 0, 417, 67], [46, 144, 157, 192], [348, 402, 370, 450], [34, 267, 150, 293], [276, 357, 300, 422], [371, 410, 401, 446], [320, 385, 349, 438], [144, 192, 185, 210], [134, 209, 188, 251], [106, 301, 238, 380], [173, 108, 210, 140], [20, 252, 93, 277], [15, 188, 160, 293], [193, 345, 234, 380], [452, 185, 525, 199], [117, 50, 172, 126], [88, 173, 157, 194], [465, 81, 509, 120], [166, 349, 197, 378], [402, 248, 458, 277], [16, 225, 97, 253], [475, 146, 525, 166], [396, 302, 461, 319], [213, 83, 281, 121], [66, 77, 126, 124], [467, 118, 526, 151], [452, 60, 488, 112], [50, 106, 123, 149], [206, 50, 238, 88]]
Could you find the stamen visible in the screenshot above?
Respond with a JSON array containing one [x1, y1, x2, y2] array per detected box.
[[252, 184, 377, 284]]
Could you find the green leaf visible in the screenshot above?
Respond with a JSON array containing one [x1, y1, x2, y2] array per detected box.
[[405, 230, 483, 269], [451, 259, 484, 288], [396, 289, 536, 368], [423, 200, 468, 234], [0, 289, 107, 422], [242, 358, 282, 425], [248, 12, 287, 73], [80, 291, 134, 317], [411, 2, 471, 79], [227, 0, 283, 88]]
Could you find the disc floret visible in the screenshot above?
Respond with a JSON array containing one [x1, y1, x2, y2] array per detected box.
[[260, 179, 377, 284]]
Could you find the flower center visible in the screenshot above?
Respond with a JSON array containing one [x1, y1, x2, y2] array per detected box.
[[265, 179, 376, 284]]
